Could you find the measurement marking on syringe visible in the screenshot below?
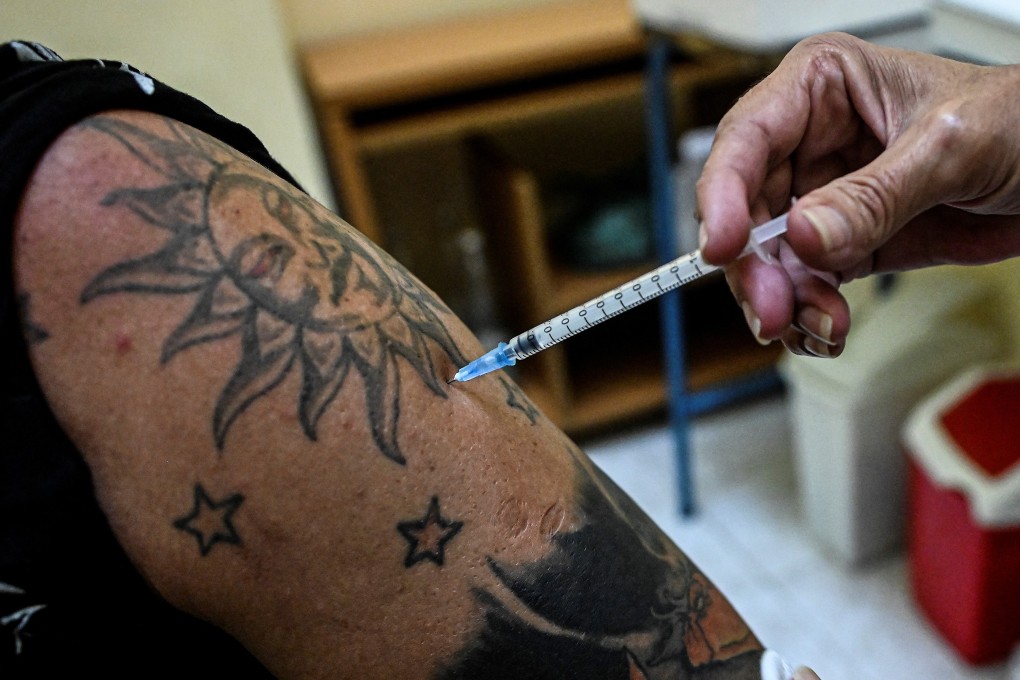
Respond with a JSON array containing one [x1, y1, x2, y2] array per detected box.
[[456, 215, 789, 382], [514, 250, 730, 353]]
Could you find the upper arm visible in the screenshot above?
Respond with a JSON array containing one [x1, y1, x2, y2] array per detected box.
[[13, 111, 762, 678]]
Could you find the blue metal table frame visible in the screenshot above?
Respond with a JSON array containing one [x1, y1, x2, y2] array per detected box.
[[643, 34, 782, 516]]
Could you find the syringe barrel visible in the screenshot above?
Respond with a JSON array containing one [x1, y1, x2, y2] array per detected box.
[[503, 281, 650, 361], [503, 249, 718, 361], [463, 213, 789, 379], [505, 329, 546, 361]]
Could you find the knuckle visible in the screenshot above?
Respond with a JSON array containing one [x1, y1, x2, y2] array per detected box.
[[791, 32, 867, 73], [917, 100, 1002, 204], [793, 32, 861, 57], [924, 101, 971, 155]]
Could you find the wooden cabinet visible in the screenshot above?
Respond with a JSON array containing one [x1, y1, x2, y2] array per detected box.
[[300, 0, 779, 434]]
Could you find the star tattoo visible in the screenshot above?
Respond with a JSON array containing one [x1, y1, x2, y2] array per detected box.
[[397, 496, 463, 568], [173, 483, 245, 556]]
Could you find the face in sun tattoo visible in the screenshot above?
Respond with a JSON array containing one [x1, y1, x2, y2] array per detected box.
[[78, 116, 465, 463]]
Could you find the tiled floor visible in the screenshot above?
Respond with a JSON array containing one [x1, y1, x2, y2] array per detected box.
[[583, 395, 1019, 680]]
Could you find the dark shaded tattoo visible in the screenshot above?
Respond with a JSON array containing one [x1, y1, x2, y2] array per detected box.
[[500, 376, 539, 425], [173, 483, 245, 557], [441, 446, 761, 680], [17, 293, 50, 345], [78, 116, 465, 462], [397, 496, 464, 568]]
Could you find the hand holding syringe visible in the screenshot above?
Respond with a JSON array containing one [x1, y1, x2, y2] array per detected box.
[[450, 213, 789, 383]]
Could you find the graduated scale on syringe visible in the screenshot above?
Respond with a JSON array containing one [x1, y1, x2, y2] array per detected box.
[[450, 213, 789, 383]]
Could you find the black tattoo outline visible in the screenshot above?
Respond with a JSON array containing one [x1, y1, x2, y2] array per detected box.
[[78, 116, 466, 463], [499, 376, 539, 425], [173, 483, 245, 556], [397, 496, 464, 568]]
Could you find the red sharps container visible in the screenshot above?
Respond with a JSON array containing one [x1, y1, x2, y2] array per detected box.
[[903, 366, 1020, 665]]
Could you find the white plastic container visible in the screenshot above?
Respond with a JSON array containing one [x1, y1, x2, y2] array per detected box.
[[932, 0, 1020, 65], [781, 271, 1001, 564], [674, 126, 715, 255], [631, 0, 930, 52]]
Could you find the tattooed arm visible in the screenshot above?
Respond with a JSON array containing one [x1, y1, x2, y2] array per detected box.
[[13, 110, 767, 679]]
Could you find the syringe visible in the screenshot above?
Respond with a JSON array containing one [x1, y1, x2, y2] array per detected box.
[[450, 213, 789, 383]]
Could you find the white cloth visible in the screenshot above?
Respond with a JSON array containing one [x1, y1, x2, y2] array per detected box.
[[760, 649, 795, 680]]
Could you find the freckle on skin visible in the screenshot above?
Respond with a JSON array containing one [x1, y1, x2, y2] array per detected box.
[[115, 332, 132, 354]]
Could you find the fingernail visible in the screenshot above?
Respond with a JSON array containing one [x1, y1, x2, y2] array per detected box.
[[698, 221, 708, 251], [802, 206, 850, 252], [795, 307, 835, 345], [793, 667, 821, 680], [804, 336, 833, 358], [741, 302, 769, 345]]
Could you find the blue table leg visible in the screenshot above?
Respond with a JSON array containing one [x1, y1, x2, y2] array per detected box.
[[644, 34, 696, 516]]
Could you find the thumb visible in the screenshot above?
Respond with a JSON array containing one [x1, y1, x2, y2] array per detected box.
[[789, 125, 956, 272]]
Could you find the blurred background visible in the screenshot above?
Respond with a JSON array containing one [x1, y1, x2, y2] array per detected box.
[[4, 1, 1020, 678]]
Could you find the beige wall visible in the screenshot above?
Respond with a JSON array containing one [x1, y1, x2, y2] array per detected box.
[[0, 0, 558, 203], [971, 260, 1020, 360], [0, 0, 332, 206]]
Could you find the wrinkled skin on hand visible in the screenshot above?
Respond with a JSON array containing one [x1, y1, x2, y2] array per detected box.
[[697, 32, 1020, 357]]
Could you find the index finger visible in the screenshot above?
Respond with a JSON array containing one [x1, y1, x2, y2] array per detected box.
[[697, 57, 814, 262]]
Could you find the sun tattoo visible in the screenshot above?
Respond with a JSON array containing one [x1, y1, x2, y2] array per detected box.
[[79, 115, 465, 463]]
